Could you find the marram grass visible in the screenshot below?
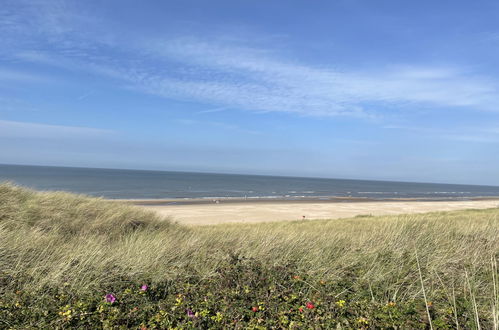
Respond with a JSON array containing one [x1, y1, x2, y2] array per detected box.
[[1, 183, 499, 328]]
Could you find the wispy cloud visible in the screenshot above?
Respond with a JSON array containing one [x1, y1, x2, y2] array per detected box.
[[76, 90, 95, 101], [384, 124, 499, 144], [195, 106, 230, 114], [0, 120, 114, 139], [135, 39, 499, 115], [0, 68, 51, 84], [3, 1, 499, 118], [176, 119, 261, 135]]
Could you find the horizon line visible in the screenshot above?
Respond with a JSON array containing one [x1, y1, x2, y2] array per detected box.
[[1, 162, 498, 188]]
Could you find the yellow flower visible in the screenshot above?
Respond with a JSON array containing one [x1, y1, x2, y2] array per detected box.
[[357, 317, 368, 325], [335, 300, 346, 308], [387, 301, 396, 307], [58, 305, 73, 321]]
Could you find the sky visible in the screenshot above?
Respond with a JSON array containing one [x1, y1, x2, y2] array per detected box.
[[1, 0, 499, 185]]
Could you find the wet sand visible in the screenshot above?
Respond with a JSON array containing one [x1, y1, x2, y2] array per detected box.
[[129, 198, 499, 225]]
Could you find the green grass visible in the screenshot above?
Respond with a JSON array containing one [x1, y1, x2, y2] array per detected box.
[[1, 183, 499, 328]]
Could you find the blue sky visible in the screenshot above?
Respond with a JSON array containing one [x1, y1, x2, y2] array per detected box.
[[1, 0, 499, 185]]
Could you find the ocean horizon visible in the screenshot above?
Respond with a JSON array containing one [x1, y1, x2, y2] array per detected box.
[[1, 163, 499, 200]]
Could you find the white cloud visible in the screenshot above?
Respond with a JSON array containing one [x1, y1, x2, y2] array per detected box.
[[0, 68, 51, 84], [139, 39, 499, 114], [0, 120, 114, 139], [176, 119, 261, 135], [384, 124, 499, 144], [2, 1, 499, 117]]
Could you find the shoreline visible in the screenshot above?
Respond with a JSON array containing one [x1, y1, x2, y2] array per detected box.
[[114, 195, 499, 206], [125, 198, 499, 225]]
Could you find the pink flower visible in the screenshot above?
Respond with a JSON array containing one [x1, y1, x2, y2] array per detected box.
[[140, 284, 148, 291], [186, 308, 196, 318], [105, 293, 116, 303]]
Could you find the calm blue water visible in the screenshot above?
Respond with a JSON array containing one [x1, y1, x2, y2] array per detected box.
[[1, 164, 499, 200]]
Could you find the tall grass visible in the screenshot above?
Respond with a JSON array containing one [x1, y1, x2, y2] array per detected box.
[[1, 183, 499, 327]]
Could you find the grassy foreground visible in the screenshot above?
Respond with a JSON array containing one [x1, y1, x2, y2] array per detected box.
[[1, 183, 499, 328]]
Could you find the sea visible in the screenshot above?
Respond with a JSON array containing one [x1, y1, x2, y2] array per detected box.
[[1, 164, 499, 200]]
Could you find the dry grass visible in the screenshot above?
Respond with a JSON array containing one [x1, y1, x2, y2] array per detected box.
[[1, 183, 499, 324]]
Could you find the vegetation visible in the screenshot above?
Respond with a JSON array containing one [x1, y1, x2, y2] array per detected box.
[[1, 183, 499, 328]]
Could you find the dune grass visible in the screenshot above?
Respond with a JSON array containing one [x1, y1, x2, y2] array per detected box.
[[1, 183, 499, 328]]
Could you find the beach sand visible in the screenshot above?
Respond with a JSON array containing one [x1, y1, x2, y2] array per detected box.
[[133, 199, 499, 225]]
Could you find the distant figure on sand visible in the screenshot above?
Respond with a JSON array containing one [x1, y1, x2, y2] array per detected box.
[[302, 215, 306, 220]]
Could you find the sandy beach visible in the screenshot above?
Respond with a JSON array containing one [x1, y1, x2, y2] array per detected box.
[[132, 199, 499, 225]]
